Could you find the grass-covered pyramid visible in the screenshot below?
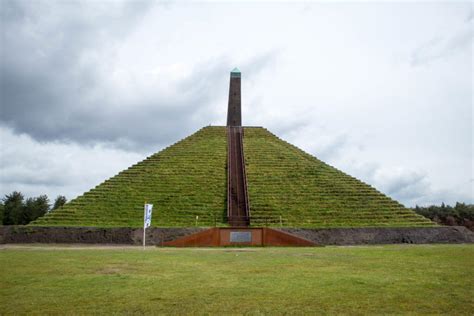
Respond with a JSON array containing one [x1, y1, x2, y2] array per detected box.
[[244, 128, 433, 228], [33, 127, 228, 227], [32, 126, 434, 228]]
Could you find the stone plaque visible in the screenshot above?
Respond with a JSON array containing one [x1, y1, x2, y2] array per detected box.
[[230, 231, 252, 243]]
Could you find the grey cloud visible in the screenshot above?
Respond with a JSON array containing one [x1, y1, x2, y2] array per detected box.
[[1, 60, 217, 150], [0, 1, 278, 151], [2, 1, 469, 209], [410, 19, 472, 66], [1, 60, 263, 150], [280, 128, 434, 206], [276, 122, 351, 162], [0, 126, 143, 199], [467, 9, 473, 22], [382, 172, 429, 201], [242, 50, 280, 79], [311, 134, 349, 161], [271, 119, 311, 136], [351, 162, 473, 207], [347, 163, 430, 206]]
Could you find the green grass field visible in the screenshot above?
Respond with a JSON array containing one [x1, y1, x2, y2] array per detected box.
[[1, 244, 472, 315]]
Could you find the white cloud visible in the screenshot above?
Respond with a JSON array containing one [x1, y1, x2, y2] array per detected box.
[[0, 1, 472, 207], [410, 19, 473, 66], [0, 126, 144, 200]]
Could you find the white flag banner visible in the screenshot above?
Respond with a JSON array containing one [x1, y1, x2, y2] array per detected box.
[[144, 204, 153, 228]]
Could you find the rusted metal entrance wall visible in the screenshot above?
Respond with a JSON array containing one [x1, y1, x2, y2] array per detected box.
[[227, 126, 250, 226], [162, 227, 317, 247]]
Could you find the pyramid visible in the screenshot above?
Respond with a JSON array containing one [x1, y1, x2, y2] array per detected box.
[[32, 125, 433, 228], [32, 69, 434, 229]]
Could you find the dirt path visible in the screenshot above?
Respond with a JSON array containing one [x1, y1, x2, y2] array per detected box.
[[0, 244, 261, 251]]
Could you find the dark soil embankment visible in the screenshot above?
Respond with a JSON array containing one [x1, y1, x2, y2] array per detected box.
[[282, 226, 474, 245]]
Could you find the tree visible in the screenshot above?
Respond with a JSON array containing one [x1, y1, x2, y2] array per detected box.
[[22, 198, 35, 225], [23, 195, 50, 224], [2, 192, 50, 225], [2, 191, 25, 225], [412, 202, 474, 231], [0, 202, 4, 225], [52, 195, 67, 211], [33, 195, 50, 220]]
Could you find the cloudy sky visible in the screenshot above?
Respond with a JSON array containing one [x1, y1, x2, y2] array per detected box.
[[0, 0, 472, 207]]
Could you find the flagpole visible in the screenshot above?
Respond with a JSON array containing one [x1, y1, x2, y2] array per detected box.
[[143, 201, 146, 250]]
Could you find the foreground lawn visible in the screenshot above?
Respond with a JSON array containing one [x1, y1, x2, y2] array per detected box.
[[0, 245, 473, 315]]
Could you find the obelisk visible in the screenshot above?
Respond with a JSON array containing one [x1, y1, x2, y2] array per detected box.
[[226, 68, 241, 126], [226, 68, 249, 226]]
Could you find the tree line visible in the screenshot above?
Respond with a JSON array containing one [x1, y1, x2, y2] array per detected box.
[[412, 202, 474, 231], [0, 192, 67, 225]]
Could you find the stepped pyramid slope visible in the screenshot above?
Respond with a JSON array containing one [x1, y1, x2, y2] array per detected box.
[[33, 127, 228, 227], [243, 127, 434, 228], [32, 126, 434, 228]]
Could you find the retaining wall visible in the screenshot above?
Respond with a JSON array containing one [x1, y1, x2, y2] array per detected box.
[[0, 226, 472, 245], [0, 226, 205, 245], [281, 226, 474, 245]]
